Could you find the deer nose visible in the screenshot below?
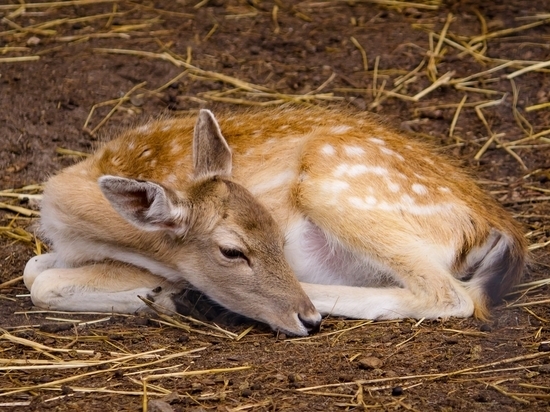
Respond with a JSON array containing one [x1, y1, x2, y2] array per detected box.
[[299, 313, 322, 334]]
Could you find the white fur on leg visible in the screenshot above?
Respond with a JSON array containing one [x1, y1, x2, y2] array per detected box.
[[300, 282, 474, 320], [29, 264, 179, 314], [24, 253, 60, 290]]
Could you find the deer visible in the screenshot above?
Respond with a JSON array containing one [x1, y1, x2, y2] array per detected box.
[[23, 106, 527, 336]]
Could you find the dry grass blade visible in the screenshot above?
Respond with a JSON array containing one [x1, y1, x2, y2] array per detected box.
[[92, 48, 342, 107], [313, 1, 441, 10], [350, 36, 368, 71], [84, 81, 147, 135], [526, 102, 550, 112], [427, 13, 453, 80], [508, 299, 550, 308], [469, 18, 550, 44], [0, 277, 23, 289], [138, 295, 239, 339], [412, 71, 454, 101], [507, 60, 550, 79], [1, 330, 94, 356], [94, 48, 272, 93], [0, 202, 39, 217], [143, 365, 251, 381], [0, 192, 42, 201], [449, 94, 467, 140], [0, 0, 120, 9], [0, 56, 40, 63]]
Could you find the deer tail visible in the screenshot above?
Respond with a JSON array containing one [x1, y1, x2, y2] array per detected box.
[[463, 229, 527, 320]]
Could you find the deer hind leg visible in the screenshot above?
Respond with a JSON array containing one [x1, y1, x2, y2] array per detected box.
[[287, 215, 474, 320], [300, 269, 474, 321], [24, 256, 180, 314]]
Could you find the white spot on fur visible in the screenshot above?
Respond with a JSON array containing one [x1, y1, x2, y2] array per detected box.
[[344, 145, 365, 156], [438, 186, 451, 193], [161, 124, 172, 131], [331, 125, 352, 134], [380, 147, 405, 161], [321, 180, 350, 193], [349, 194, 452, 215], [136, 124, 151, 134], [412, 183, 428, 195], [140, 148, 153, 158], [369, 137, 385, 145], [387, 180, 400, 192], [249, 170, 294, 195], [165, 174, 178, 184], [128, 142, 135, 150], [334, 164, 388, 178], [170, 141, 182, 154], [322, 144, 335, 155], [365, 195, 377, 205]]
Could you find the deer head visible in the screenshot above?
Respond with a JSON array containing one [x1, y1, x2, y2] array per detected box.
[[98, 110, 321, 336]]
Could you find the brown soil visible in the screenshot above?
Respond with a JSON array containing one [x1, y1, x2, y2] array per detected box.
[[1, 1, 549, 411]]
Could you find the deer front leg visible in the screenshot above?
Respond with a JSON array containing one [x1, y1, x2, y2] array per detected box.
[[24, 255, 180, 314]]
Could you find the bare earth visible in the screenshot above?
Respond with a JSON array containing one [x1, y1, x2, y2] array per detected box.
[[1, 1, 549, 411]]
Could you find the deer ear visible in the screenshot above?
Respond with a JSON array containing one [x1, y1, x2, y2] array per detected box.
[[192, 109, 232, 179], [98, 176, 190, 236]]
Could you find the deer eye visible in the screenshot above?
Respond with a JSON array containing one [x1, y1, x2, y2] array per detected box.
[[219, 247, 247, 261]]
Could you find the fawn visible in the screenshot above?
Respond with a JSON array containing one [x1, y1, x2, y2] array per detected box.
[[24, 107, 527, 336]]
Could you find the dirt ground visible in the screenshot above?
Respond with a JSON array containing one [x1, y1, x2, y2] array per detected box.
[[1, 1, 550, 411]]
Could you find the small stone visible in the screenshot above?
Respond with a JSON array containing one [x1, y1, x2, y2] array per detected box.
[[391, 386, 403, 396], [480, 324, 492, 332], [241, 388, 252, 397], [130, 94, 145, 107], [404, 7, 421, 17], [133, 317, 149, 326], [148, 399, 176, 412], [538, 343, 550, 352], [358, 356, 383, 370], [474, 392, 489, 403], [538, 364, 550, 374], [27, 36, 41, 46], [61, 385, 73, 395], [177, 335, 189, 344], [40, 322, 74, 333]]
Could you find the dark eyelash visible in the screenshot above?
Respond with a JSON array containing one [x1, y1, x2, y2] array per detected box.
[[220, 247, 246, 260]]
